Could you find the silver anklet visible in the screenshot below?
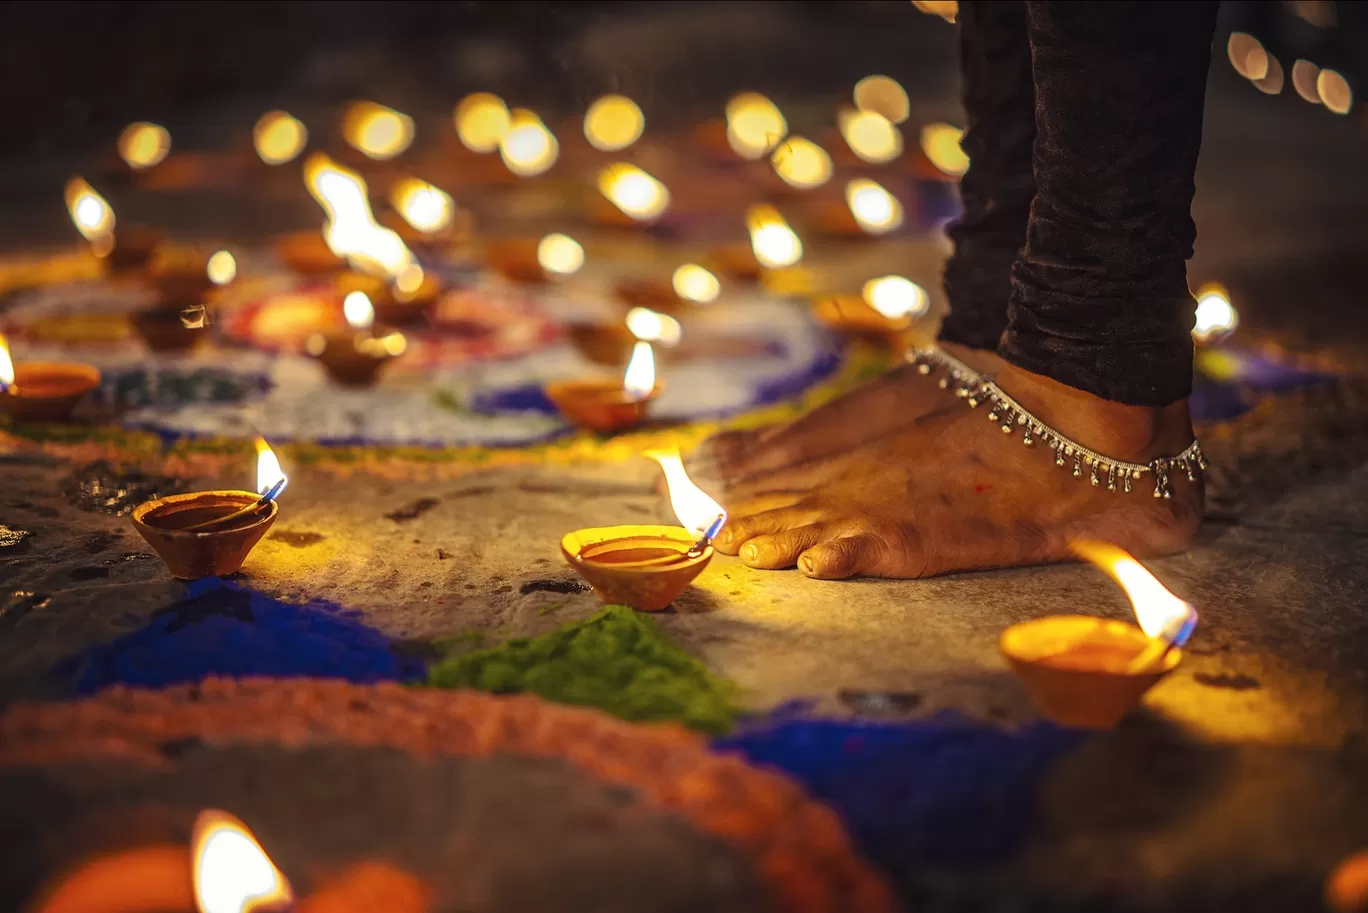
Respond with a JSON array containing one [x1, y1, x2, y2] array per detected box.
[[907, 346, 1206, 499]]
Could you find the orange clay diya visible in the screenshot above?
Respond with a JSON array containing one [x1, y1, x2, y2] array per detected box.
[[63, 176, 162, 274], [131, 438, 287, 579], [544, 341, 660, 433], [307, 292, 406, 386], [1000, 541, 1199, 729], [0, 336, 101, 423], [131, 304, 208, 353], [563, 449, 725, 612]]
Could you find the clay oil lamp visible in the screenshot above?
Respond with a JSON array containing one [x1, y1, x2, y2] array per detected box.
[[0, 333, 101, 423], [813, 275, 928, 349], [1000, 541, 1199, 730], [131, 302, 209, 354], [583, 94, 645, 153], [381, 264, 444, 324], [32, 807, 428, 913], [816, 177, 905, 238], [567, 306, 682, 367], [341, 99, 415, 164], [276, 228, 346, 275], [131, 436, 288, 579], [487, 232, 584, 285], [589, 162, 671, 229], [146, 246, 237, 304], [65, 176, 162, 274], [307, 291, 406, 386], [562, 447, 726, 612], [498, 108, 559, 178], [545, 339, 660, 434]]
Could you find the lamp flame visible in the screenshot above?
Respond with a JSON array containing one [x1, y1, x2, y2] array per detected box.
[[191, 809, 292, 913], [342, 101, 414, 161], [862, 276, 927, 319], [845, 179, 904, 234], [537, 233, 584, 276], [305, 154, 414, 278], [746, 205, 803, 269], [118, 122, 171, 170], [647, 447, 727, 541], [598, 164, 670, 221], [584, 94, 645, 151], [207, 250, 237, 285], [499, 110, 558, 177], [920, 123, 969, 177], [1072, 541, 1198, 648], [1192, 283, 1238, 344], [672, 264, 720, 304], [65, 177, 115, 242], [343, 291, 375, 330], [771, 136, 832, 190], [454, 93, 512, 153], [254, 110, 307, 165], [626, 307, 681, 347], [390, 177, 454, 233], [725, 92, 787, 160], [0, 334, 13, 390], [254, 437, 288, 499], [622, 341, 656, 400], [837, 108, 903, 164]]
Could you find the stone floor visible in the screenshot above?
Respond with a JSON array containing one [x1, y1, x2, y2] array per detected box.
[[2, 5, 1368, 911]]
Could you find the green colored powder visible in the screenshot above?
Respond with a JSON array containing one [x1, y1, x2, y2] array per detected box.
[[425, 606, 737, 735]]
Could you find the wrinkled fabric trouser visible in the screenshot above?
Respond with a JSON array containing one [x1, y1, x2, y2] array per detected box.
[[938, 0, 1220, 406]]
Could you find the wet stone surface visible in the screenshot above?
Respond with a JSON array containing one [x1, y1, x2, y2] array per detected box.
[[59, 460, 192, 516]]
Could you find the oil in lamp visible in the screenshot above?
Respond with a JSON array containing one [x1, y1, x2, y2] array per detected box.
[[0, 333, 101, 423], [561, 447, 725, 611], [131, 436, 289, 579], [307, 291, 406, 386], [544, 340, 659, 434], [1000, 541, 1199, 729], [65, 176, 162, 273]]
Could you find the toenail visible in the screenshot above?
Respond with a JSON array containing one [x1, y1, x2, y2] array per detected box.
[[741, 543, 758, 561], [800, 556, 814, 573]]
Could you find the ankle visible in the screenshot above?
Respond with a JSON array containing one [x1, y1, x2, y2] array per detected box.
[[993, 363, 1194, 463]]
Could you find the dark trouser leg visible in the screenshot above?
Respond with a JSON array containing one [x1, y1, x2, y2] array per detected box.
[[1001, 1, 1220, 406], [938, 0, 1036, 352]]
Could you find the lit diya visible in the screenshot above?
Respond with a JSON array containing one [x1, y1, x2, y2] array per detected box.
[[385, 176, 474, 253], [0, 333, 101, 423], [1000, 541, 1199, 729], [562, 448, 726, 612], [486, 232, 584, 284], [32, 806, 424, 913], [130, 303, 209, 353], [589, 162, 671, 228], [306, 291, 406, 386], [146, 246, 237, 303], [711, 205, 803, 281], [545, 340, 660, 434], [130, 437, 288, 579], [65, 176, 163, 274], [812, 276, 929, 347], [568, 307, 682, 367]]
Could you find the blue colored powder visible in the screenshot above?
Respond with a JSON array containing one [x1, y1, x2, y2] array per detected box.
[[714, 708, 1083, 870], [53, 579, 425, 695]]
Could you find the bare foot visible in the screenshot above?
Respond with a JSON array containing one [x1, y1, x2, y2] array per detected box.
[[693, 342, 1005, 486], [713, 362, 1203, 578]]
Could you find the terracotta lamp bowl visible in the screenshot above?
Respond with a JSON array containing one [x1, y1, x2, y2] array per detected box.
[[132, 490, 278, 579], [1000, 615, 1183, 730], [309, 329, 403, 386], [1, 362, 102, 422], [276, 230, 345, 275], [97, 224, 164, 275], [562, 525, 713, 611], [811, 294, 912, 348], [543, 379, 662, 434], [131, 306, 206, 353]]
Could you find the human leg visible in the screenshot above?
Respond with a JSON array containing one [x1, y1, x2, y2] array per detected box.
[[717, 0, 1219, 578]]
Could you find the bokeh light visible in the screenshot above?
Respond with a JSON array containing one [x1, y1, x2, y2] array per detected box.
[[672, 264, 721, 304], [920, 122, 969, 176], [584, 95, 645, 152], [853, 75, 910, 124], [454, 93, 512, 153], [500, 109, 559, 177], [537, 233, 584, 276], [1227, 33, 1269, 81], [862, 276, 928, 320], [390, 177, 454, 233], [1291, 60, 1322, 104], [1253, 56, 1286, 95], [1193, 283, 1238, 344], [726, 92, 787, 160], [838, 108, 903, 164], [207, 250, 237, 285], [845, 179, 904, 235], [342, 101, 415, 160], [1316, 69, 1353, 114], [771, 136, 832, 190], [253, 111, 307, 165], [118, 122, 171, 170]]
